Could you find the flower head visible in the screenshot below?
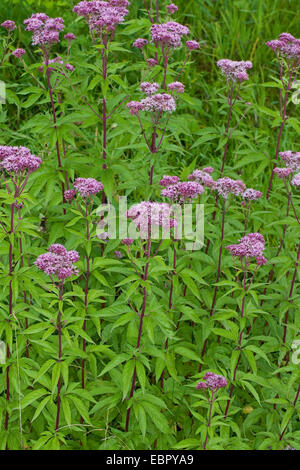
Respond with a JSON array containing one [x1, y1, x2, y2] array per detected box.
[[73, 0, 129, 36], [188, 169, 215, 188], [214, 177, 246, 199], [242, 188, 262, 201], [217, 59, 252, 82], [168, 81, 185, 93], [166, 3, 178, 14], [159, 175, 180, 186], [196, 372, 227, 391], [12, 48, 26, 58], [73, 177, 103, 198], [226, 232, 266, 264], [186, 40, 200, 50], [291, 173, 300, 187], [161, 181, 204, 203], [0, 146, 42, 175], [133, 38, 148, 49], [126, 201, 176, 238], [266, 33, 300, 60], [64, 32, 76, 41], [140, 82, 159, 95], [1, 20, 16, 31], [24, 13, 64, 46], [151, 21, 189, 49], [35, 244, 80, 280]]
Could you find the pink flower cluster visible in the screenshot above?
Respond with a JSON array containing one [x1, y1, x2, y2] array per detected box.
[[266, 33, 300, 60], [133, 38, 148, 49], [122, 238, 134, 246], [196, 372, 227, 391], [291, 173, 300, 188], [242, 188, 262, 201], [159, 175, 180, 186], [35, 244, 80, 280], [186, 40, 200, 50], [168, 81, 185, 93], [24, 13, 64, 46], [214, 177, 246, 199], [150, 21, 189, 49], [39, 56, 74, 72], [73, 0, 129, 35], [12, 48, 26, 58], [140, 82, 159, 95], [188, 168, 215, 188], [274, 151, 300, 180], [64, 32, 76, 41], [217, 59, 253, 82], [166, 3, 178, 14], [161, 181, 204, 203], [126, 201, 176, 236], [65, 177, 103, 200], [1, 20, 16, 31], [127, 93, 176, 115], [226, 233, 267, 265], [0, 146, 42, 175]]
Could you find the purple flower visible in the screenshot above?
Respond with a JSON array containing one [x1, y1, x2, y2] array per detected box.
[[141, 93, 176, 113], [147, 58, 157, 67], [126, 100, 145, 115], [151, 21, 189, 49], [168, 81, 185, 94], [140, 82, 160, 95], [196, 372, 227, 391], [114, 250, 123, 259], [166, 3, 178, 14], [73, 177, 103, 198], [291, 173, 300, 187], [214, 177, 246, 199], [1, 20, 16, 31], [161, 181, 204, 203], [133, 38, 148, 49], [159, 175, 180, 187], [266, 33, 300, 60], [64, 189, 76, 201], [217, 59, 252, 82], [24, 14, 64, 46], [186, 40, 200, 50], [35, 244, 80, 280], [0, 146, 42, 175], [126, 201, 176, 237], [188, 169, 215, 188], [226, 233, 266, 265], [242, 188, 262, 201], [64, 32, 76, 41], [12, 48, 26, 58], [274, 167, 294, 179], [122, 238, 134, 246], [73, 0, 129, 35]]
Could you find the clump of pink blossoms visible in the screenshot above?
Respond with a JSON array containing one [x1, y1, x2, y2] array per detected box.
[[133, 38, 148, 49], [35, 244, 80, 281], [73, 0, 129, 35], [226, 233, 267, 265], [266, 33, 300, 61], [1, 20, 16, 31], [0, 146, 42, 175], [242, 188, 262, 201], [150, 21, 189, 49], [161, 181, 204, 203], [159, 175, 180, 186], [186, 40, 200, 50], [217, 59, 252, 82], [196, 372, 227, 391], [274, 151, 300, 180], [214, 177, 246, 199], [166, 3, 178, 14], [24, 13, 64, 46], [12, 48, 26, 58], [65, 177, 103, 200], [291, 173, 300, 187], [188, 168, 215, 188], [140, 82, 159, 95], [126, 201, 176, 237], [168, 81, 185, 94], [127, 93, 176, 115]]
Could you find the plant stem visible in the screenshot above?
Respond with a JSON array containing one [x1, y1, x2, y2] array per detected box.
[[55, 283, 63, 431], [266, 69, 294, 200], [125, 238, 152, 431], [279, 384, 300, 441], [201, 199, 226, 360], [203, 392, 214, 450], [160, 243, 176, 389]]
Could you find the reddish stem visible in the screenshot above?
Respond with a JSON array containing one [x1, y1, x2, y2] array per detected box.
[[55, 283, 63, 431]]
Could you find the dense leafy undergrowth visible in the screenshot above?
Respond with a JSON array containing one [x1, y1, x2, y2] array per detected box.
[[0, 0, 299, 451]]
